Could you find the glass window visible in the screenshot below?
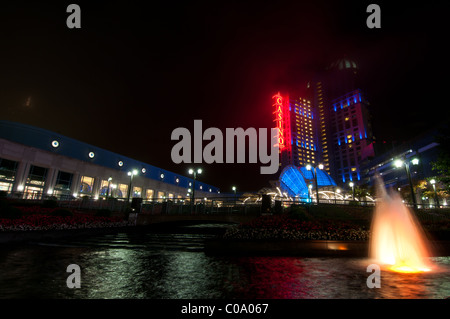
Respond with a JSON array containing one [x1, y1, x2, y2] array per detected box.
[[79, 176, 94, 194], [55, 171, 73, 191], [24, 185, 43, 200], [27, 165, 48, 187], [146, 189, 154, 200], [0, 158, 18, 182], [157, 191, 165, 199], [99, 180, 110, 197], [0, 181, 13, 192], [132, 186, 142, 198], [118, 184, 128, 198]]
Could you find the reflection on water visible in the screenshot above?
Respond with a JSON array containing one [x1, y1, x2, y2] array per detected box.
[[0, 226, 449, 299]]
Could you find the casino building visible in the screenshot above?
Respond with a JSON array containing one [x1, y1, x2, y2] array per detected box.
[[272, 92, 318, 168], [0, 121, 220, 201], [273, 57, 375, 188]]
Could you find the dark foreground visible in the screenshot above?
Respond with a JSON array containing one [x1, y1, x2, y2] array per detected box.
[[0, 223, 449, 299]]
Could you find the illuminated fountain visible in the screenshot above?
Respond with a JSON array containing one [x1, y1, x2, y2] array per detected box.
[[369, 178, 433, 273]]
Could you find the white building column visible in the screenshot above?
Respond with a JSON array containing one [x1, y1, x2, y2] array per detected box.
[[70, 172, 81, 197], [92, 176, 101, 199], [43, 167, 57, 196], [12, 160, 30, 193]]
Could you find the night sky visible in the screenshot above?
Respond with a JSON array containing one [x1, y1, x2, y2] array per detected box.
[[1, 1, 448, 192]]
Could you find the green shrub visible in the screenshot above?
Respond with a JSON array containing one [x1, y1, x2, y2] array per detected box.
[[51, 208, 74, 217], [95, 208, 112, 217]]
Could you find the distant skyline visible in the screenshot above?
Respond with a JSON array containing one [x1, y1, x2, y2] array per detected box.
[[1, 1, 448, 191]]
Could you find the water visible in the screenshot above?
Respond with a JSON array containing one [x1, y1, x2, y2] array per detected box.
[[370, 181, 433, 273], [0, 224, 449, 299]]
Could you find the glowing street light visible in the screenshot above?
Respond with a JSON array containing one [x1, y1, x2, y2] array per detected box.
[[334, 187, 340, 204], [306, 163, 324, 205], [188, 168, 202, 212], [394, 159, 404, 168], [393, 157, 419, 208], [127, 169, 138, 202]]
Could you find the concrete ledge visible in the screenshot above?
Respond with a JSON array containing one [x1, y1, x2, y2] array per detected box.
[[205, 239, 369, 257], [205, 239, 450, 257]]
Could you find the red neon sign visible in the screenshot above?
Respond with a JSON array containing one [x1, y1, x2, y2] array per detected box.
[[273, 92, 285, 149]]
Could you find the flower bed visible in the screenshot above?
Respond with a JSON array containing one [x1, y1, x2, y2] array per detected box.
[[0, 205, 130, 231], [0, 214, 130, 231], [223, 214, 370, 241]]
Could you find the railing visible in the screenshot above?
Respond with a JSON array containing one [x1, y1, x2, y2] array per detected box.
[[1, 191, 448, 215]]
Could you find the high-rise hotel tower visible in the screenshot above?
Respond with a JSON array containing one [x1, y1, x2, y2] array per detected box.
[[313, 57, 375, 184], [273, 92, 318, 169], [274, 57, 375, 185]]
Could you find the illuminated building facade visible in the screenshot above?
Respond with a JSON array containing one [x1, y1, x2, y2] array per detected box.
[[273, 57, 375, 185], [329, 89, 374, 183], [313, 57, 375, 184], [273, 92, 317, 169], [289, 96, 317, 167], [0, 121, 219, 201]]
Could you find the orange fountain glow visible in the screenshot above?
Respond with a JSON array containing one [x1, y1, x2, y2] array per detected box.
[[370, 186, 433, 274]]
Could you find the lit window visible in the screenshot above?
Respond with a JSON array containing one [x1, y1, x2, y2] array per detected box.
[[132, 186, 142, 198], [118, 184, 128, 198], [80, 176, 94, 193], [146, 189, 154, 199]]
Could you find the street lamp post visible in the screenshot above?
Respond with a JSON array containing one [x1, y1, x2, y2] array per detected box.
[[306, 163, 323, 205], [394, 157, 419, 209], [127, 169, 138, 203], [430, 179, 440, 208], [232, 186, 237, 206], [188, 168, 202, 213], [349, 182, 355, 201]]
